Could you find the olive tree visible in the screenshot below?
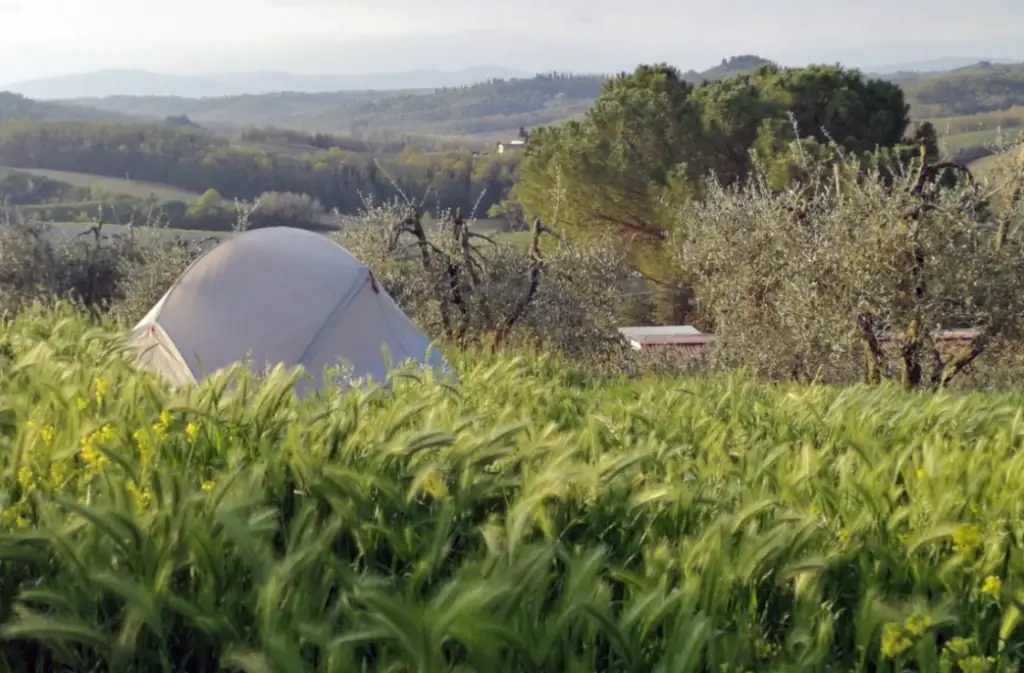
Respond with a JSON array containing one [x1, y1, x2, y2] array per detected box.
[[339, 204, 632, 359], [674, 139, 1024, 388]]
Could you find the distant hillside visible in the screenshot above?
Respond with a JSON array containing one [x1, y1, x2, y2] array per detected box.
[[901, 62, 1024, 117], [685, 55, 775, 84], [4, 67, 534, 99], [868, 57, 1019, 74], [23, 55, 1020, 140], [54, 58, 778, 137], [65, 90, 419, 130], [0, 92, 141, 124]]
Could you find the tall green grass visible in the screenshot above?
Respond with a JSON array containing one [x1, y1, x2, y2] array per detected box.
[[1, 305, 1023, 672]]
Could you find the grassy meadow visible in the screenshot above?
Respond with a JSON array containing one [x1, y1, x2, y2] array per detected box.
[[1, 305, 1023, 672], [0, 166, 201, 203]]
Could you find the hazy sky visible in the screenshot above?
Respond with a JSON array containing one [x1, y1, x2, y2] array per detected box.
[[1, 0, 1022, 82]]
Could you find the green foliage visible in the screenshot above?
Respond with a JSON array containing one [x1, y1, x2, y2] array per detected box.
[[0, 221, 203, 318], [1, 307, 1024, 671], [674, 137, 1024, 388], [514, 63, 912, 320]]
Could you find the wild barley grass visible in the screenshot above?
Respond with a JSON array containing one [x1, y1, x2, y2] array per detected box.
[[1, 305, 1024, 672]]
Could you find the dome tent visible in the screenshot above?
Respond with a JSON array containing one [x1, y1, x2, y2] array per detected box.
[[127, 227, 448, 396]]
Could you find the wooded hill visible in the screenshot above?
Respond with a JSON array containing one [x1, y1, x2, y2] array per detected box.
[[38, 58, 778, 136], [4, 57, 1023, 137]]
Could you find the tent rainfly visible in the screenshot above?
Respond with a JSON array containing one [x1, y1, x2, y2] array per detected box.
[[127, 226, 448, 395]]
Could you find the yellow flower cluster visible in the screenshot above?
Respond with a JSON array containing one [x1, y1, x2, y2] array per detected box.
[[981, 575, 1002, 598], [25, 420, 56, 446], [881, 614, 935, 659], [94, 378, 109, 407], [952, 524, 982, 555], [80, 424, 117, 469], [942, 638, 997, 673]]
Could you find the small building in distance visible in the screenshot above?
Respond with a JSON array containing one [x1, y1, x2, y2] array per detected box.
[[616, 325, 982, 361], [618, 325, 716, 357], [497, 126, 530, 154]]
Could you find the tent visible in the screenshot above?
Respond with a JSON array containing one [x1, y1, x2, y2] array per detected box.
[[127, 226, 448, 395]]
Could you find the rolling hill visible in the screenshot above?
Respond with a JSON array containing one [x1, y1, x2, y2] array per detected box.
[[2, 67, 535, 100], [0, 92, 143, 124], [902, 62, 1024, 117], [63, 90, 422, 131], [59, 56, 1024, 138], [6, 56, 1022, 163], [57, 58, 778, 136]]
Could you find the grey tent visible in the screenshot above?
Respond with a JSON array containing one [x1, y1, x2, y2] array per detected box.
[[127, 227, 447, 395]]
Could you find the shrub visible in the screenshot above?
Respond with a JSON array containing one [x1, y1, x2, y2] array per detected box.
[[674, 138, 1024, 388], [0, 219, 204, 319]]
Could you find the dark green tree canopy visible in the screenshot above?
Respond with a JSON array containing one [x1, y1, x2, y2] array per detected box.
[[515, 62, 913, 275]]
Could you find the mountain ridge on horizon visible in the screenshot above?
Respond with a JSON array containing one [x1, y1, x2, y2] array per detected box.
[[2, 66, 536, 100], [6, 53, 1024, 101], [5, 54, 1022, 100]]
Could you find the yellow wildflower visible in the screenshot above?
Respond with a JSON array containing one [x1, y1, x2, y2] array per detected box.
[[200, 480, 216, 493], [48, 461, 68, 488], [133, 429, 155, 467], [904, 613, 934, 637], [953, 524, 982, 555], [39, 425, 55, 446], [944, 637, 973, 658], [0, 505, 27, 528], [79, 425, 116, 468], [958, 656, 996, 673], [422, 471, 448, 500], [17, 465, 34, 490], [127, 481, 152, 510], [916, 468, 927, 480], [76, 397, 90, 412], [881, 623, 912, 659], [94, 378, 109, 406], [981, 575, 1003, 598], [186, 422, 199, 443], [80, 440, 106, 468], [153, 412, 172, 439]]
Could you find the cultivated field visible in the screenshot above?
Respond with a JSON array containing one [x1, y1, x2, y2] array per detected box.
[[0, 166, 201, 202], [1, 306, 1023, 671]]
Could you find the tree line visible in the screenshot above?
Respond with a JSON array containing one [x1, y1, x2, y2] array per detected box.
[[0, 121, 520, 218]]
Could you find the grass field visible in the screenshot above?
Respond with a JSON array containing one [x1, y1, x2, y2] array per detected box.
[[0, 166, 201, 202], [1, 305, 1023, 671], [969, 151, 1013, 179], [939, 128, 1005, 155], [930, 107, 1024, 138]]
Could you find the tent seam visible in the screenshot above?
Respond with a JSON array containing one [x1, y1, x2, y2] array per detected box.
[[295, 272, 372, 369]]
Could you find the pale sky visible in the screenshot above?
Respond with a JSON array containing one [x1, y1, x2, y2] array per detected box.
[[1, 0, 1021, 82]]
